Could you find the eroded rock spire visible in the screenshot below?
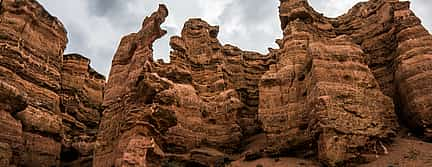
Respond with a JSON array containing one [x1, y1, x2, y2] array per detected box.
[[1, 0, 432, 166]]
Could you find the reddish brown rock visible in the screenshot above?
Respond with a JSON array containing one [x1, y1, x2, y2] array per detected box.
[[94, 5, 172, 167], [0, 80, 27, 166], [0, 142, 13, 166], [392, 2, 432, 140], [95, 5, 275, 166], [260, 1, 399, 165], [60, 53, 105, 167], [0, 109, 23, 166], [0, 0, 66, 166], [0, 0, 431, 166], [0, 1, 105, 166], [93, 0, 432, 166], [21, 132, 62, 166]]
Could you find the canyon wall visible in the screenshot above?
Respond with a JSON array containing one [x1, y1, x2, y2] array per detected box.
[[0, 0, 104, 166], [0, 0, 431, 166], [94, 5, 275, 166], [94, 0, 432, 166]]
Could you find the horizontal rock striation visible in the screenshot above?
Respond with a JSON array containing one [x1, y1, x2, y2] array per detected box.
[[93, 5, 172, 167], [0, 1, 105, 166], [1, 0, 431, 166], [0, 0, 67, 165], [259, 0, 402, 166], [94, 4, 278, 166], [95, 0, 431, 166], [393, 2, 432, 140], [61, 53, 105, 167]]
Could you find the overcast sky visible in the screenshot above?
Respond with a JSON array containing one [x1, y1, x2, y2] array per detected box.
[[37, 0, 432, 76]]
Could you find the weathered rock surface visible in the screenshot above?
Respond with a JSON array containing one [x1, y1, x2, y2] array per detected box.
[[259, 0, 402, 165], [1, 0, 432, 166], [0, 0, 105, 166], [60, 53, 105, 167], [95, 0, 432, 166], [93, 4, 172, 167], [94, 4, 276, 166], [0, 0, 66, 165]]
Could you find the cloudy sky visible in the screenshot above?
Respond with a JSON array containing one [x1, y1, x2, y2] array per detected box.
[[37, 0, 432, 76]]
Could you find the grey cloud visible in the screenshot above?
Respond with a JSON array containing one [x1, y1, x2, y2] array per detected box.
[[65, 25, 87, 51], [37, 0, 432, 77], [309, 0, 328, 8], [217, 0, 281, 52], [410, 0, 432, 33], [66, 25, 112, 74], [88, 0, 161, 30], [91, 47, 115, 75], [153, 25, 177, 62], [87, 0, 127, 17], [228, 0, 276, 24]]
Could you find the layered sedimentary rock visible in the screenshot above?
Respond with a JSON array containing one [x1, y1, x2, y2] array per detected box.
[[259, 0, 401, 165], [93, 5, 172, 167], [259, 0, 432, 165], [1, 0, 431, 166], [326, 0, 432, 140], [95, 0, 432, 166], [0, 0, 67, 165], [392, 2, 432, 139], [94, 5, 275, 167], [0, 1, 104, 166], [61, 54, 105, 166]]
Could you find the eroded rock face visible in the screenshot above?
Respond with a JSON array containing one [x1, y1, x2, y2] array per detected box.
[[392, 2, 432, 140], [258, 0, 432, 165], [0, 1, 105, 166], [96, 0, 432, 166], [61, 53, 105, 167], [1, 0, 431, 166], [260, 0, 401, 166], [94, 5, 275, 167], [0, 0, 66, 165], [93, 5, 171, 167]]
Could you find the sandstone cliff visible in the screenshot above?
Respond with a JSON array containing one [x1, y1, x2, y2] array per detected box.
[[94, 0, 432, 166], [1, 0, 432, 167], [60, 53, 105, 167], [0, 0, 104, 166]]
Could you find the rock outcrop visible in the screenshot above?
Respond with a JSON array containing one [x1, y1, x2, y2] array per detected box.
[[0, 1, 104, 166], [94, 4, 277, 166], [259, 0, 401, 165], [95, 0, 432, 166], [0, 0, 66, 165], [1, 0, 432, 166], [61, 53, 105, 166], [93, 5, 172, 167]]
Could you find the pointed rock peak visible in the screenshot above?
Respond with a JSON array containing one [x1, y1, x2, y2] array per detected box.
[[279, 0, 319, 30], [138, 4, 169, 43], [175, 18, 222, 58], [181, 18, 220, 39], [142, 4, 168, 26]]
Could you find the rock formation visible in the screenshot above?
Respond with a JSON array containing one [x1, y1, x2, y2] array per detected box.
[[94, 6, 275, 165], [1, 0, 432, 166], [94, 0, 432, 166], [0, 0, 104, 166], [60, 53, 105, 166], [259, 0, 402, 165]]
